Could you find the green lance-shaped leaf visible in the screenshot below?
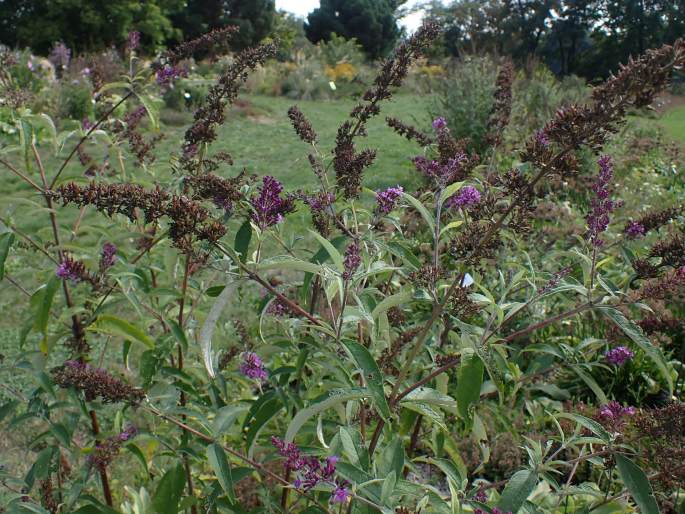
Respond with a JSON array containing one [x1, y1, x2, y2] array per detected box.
[[152, 463, 186, 514], [456, 348, 484, 425], [309, 229, 344, 272], [207, 443, 235, 502], [342, 341, 391, 421], [0, 232, 15, 281], [439, 181, 465, 206], [599, 306, 673, 393], [615, 453, 660, 514], [234, 220, 252, 263], [198, 277, 238, 378], [557, 413, 612, 443], [34, 275, 60, 353], [401, 191, 435, 234], [88, 315, 154, 348], [497, 469, 538, 513], [285, 388, 369, 442], [371, 290, 413, 320]]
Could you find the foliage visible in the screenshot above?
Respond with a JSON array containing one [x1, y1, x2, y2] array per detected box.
[[172, 0, 276, 51], [426, 0, 685, 79], [1, 24, 685, 514], [0, 0, 183, 53], [305, 0, 402, 59], [430, 56, 498, 153]]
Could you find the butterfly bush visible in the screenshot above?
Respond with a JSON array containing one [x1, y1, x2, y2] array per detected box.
[[0, 25, 684, 514]]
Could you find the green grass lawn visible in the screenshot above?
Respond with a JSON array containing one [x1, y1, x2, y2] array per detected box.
[[0, 93, 433, 332], [658, 104, 685, 143], [162, 93, 435, 191]]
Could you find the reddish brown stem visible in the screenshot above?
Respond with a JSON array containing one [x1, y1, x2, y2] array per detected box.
[[503, 303, 592, 343], [89, 410, 113, 506], [0, 157, 44, 192], [177, 253, 198, 514], [49, 91, 134, 189]]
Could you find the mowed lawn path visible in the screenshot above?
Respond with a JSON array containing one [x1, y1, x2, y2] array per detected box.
[[659, 103, 685, 144]]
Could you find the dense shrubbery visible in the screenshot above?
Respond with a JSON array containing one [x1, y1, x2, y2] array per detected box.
[[1, 23, 685, 514]]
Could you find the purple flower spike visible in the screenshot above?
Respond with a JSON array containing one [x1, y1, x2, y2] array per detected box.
[[447, 185, 481, 209], [375, 185, 403, 214], [118, 424, 138, 441], [127, 31, 141, 52], [605, 346, 634, 366], [535, 129, 550, 147], [250, 176, 295, 230], [473, 488, 487, 503], [100, 242, 117, 271], [598, 400, 636, 430], [56, 258, 84, 282], [413, 154, 467, 186], [586, 155, 617, 248], [240, 352, 268, 382], [625, 221, 646, 239], [156, 65, 186, 86], [342, 242, 361, 281], [432, 117, 447, 131], [331, 485, 350, 504]]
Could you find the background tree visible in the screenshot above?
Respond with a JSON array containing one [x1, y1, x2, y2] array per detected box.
[[171, 0, 275, 50], [543, 0, 599, 76], [305, 0, 403, 59], [0, 0, 182, 53]]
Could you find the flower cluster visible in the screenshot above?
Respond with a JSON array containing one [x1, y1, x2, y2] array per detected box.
[[386, 117, 433, 147], [239, 352, 268, 382], [535, 129, 550, 147], [287, 105, 317, 144], [447, 185, 481, 209], [159, 26, 238, 66], [300, 191, 335, 236], [87, 425, 137, 472], [183, 42, 277, 152], [127, 31, 140, 52], [586, 155, 617, 248], [432, 116, 447, 131], [605, 346, 634, 366], [597, 401, 636, 431], [375, 185, 403, 214], [52, 360, 144, 404], [413, 154, 468, 187], [156, 64, 187, 86], [342, 241, 361, 281], [99, 242, 117, 273], [113, 106, 162, 167], [271, 437, 349, 504], [250, 176, 295, 230], [333, 22, 439, 199], [56, 257, 88, 283], [625, 221, 646, 239], [634, 403, 685, 490], [55, 182, 226, 254], [486, 60, 514, 146], [540, 266, 572, 295], [475, 509, 512, 514], [48, 42, 71, 71], [624, 205, 683, 239]]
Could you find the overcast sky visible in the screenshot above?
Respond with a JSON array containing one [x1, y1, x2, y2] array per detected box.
[[274, 0, 430, 32]]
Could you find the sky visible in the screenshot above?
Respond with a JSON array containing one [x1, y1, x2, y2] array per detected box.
[[275, 0, 430, 32]]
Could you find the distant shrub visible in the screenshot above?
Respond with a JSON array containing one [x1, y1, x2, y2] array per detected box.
[[430, 56, 498, 153], [56, 80, 94, 120]]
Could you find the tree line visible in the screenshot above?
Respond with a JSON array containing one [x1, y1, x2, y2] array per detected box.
[[1, 0, 682, 79], [428, 0, 685, 78]]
